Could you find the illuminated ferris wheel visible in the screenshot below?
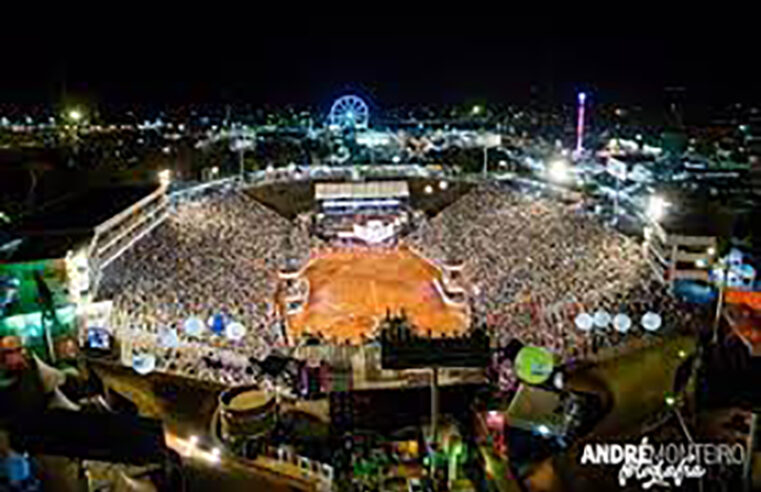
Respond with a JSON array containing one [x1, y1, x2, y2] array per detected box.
[[328, 95, 369, 129]]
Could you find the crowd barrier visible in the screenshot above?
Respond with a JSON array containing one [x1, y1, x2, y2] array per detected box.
[[264, 445, 334, 484]]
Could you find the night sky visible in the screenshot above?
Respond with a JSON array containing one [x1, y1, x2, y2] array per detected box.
[[1, 17, 755, 109]]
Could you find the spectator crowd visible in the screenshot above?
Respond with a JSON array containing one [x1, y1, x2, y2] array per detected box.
[[98, 182, 707, 391], [408, 184, 708, 392], [99, 188, 314, 384]]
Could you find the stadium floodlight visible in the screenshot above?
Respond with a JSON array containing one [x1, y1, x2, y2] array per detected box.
[[646, 195, 669, 222], [158, 169, 172, 187], [547, 159, 570, 184], [208, 447, 221, 463]]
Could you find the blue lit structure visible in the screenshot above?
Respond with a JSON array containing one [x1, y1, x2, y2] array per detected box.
[[328, 95, 369, 129]]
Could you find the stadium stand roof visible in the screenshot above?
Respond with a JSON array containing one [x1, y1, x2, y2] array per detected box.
[[315, 181, 409, 201]]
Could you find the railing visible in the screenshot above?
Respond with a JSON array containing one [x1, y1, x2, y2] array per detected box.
[[89, 186, 170, 299]]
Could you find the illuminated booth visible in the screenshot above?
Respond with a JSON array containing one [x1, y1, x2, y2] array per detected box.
[[0, 257, 81, 366]]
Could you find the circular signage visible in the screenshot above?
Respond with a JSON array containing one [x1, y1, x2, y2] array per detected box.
[[515, 346, 555, 385]]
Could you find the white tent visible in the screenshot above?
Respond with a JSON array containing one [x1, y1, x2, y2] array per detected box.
[[574, 313, 593, 331], [613, 314, 632, 333], [641, 312, 662, 332], [593, 310, 611, 329]]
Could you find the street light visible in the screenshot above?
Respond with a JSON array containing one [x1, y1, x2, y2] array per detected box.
[[472, 105, 482, 115], [158, 169, 172, 187], [646, 195, 669, 222], [68, 109, 82, 122], [547, 159, 571, 184]]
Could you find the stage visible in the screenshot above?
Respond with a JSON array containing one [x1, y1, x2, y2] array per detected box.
[[282, 247, 468, 344]]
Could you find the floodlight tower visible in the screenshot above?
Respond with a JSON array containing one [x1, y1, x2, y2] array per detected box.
[[575, 92, 586, 154]]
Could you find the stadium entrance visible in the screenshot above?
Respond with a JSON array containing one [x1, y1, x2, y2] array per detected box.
[[313, 181, 410, 244]]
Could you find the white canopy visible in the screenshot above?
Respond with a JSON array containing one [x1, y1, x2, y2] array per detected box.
[[133, 353, 156, 375], [613, 313, 632, 333], [183, 317, 204, 338], [593, 310, 611, 329], [575, 313, 594, 331], [641, 312, 663, 332], [157, 326, 179, 348], [225, 322, 246, 341]]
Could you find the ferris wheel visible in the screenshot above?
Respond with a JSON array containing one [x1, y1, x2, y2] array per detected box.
[[328, 95, 369, 129]]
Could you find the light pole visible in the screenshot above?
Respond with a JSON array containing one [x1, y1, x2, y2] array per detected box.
[[430, 366, 439, 444], [712, 258, 728, 345], [608, 158, 626, 226], [68, 109, 82, 123], [482, 146, 488, 179], [667, 396, 694, 444]]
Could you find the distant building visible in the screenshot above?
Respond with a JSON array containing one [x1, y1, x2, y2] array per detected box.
[[643, 191, 731, 287], [644, 222, 716, 286]]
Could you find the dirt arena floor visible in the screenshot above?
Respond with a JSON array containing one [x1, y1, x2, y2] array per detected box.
[[284, 246, 469, 343]]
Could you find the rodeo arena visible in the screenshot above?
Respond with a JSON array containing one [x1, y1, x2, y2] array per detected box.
[[85, 171, 701, 386], [1, 96, 733, 492]]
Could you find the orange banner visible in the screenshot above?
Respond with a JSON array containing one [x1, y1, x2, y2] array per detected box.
[[725, 290, 761, 311]]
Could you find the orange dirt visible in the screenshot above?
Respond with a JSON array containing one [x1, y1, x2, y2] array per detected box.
[[284, 247, 468, 344]]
